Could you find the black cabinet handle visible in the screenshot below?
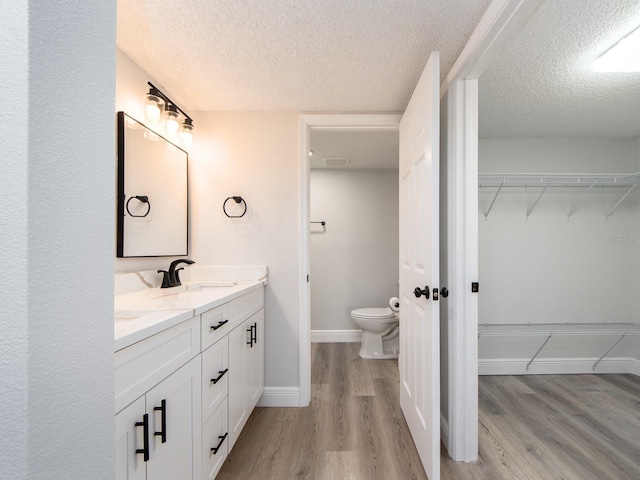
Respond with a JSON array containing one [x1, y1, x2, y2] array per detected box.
[[247, 326, 254, 347], [135, 413, 150, 462], [414, 286, 430, 299], [252, 323, 257, 345], [211, 368, 229, 384], [211, 319, 229, 331], [154, 399, 167, 443], [211, 432, 228, 455]]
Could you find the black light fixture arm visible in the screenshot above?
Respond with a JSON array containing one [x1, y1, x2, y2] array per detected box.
[[147, 82, 193, 124]]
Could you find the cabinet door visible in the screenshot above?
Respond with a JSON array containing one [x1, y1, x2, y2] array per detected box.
[[202, 398, 229, 480], [202, 336, 229, 423], [246, 309, 264, 411], [115, 396, 147, 480], [228, 318, 251, 450], [146, 356, 202, 480]]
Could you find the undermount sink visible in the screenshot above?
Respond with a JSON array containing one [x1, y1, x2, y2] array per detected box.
[[114, 309, 158, 321], [185, 284, 234, 294]]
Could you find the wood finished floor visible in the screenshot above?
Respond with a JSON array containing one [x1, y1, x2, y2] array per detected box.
[[218, 343, 640, 480]]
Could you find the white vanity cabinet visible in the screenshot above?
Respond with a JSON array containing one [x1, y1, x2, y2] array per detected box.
[[115, 283, 265, 480], [228, 309, 264, 449], [115, 356, 201, 480], [115, 316, 202, 480]]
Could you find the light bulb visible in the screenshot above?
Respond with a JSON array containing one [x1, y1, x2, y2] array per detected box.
[[145, 93, 163, 123], [164, 105, 180, 136], [181, 119, 194, 147]]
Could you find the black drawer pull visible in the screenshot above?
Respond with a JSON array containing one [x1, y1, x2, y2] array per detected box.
[[154, 399, 167, 443], [135, 413, 150, 462], [211, 320, 229, 331], [211, 369, 229, 384], [247, 326, 254, 347], [211, 432, 228, 455]]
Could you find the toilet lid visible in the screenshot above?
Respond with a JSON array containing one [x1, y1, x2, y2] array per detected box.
[[351, 307, 396, 319]]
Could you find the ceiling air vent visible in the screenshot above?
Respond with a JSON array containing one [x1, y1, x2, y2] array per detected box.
[[322, 156, 350, 167]]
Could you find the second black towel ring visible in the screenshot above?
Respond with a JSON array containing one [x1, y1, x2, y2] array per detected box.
[[126, 195, 151, 218], [223, 196, 247, 218]]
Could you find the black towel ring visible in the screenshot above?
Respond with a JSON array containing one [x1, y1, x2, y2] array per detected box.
[[223, 196, 247, 218], [126, 195, 151, 218]]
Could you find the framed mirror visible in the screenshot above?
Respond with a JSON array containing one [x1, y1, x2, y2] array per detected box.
[[117, 112, 188, 257]]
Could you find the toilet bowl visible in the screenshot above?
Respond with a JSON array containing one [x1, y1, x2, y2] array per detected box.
[[351, 307, 399, 359]]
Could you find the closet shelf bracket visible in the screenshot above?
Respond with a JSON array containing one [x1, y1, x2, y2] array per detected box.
[[527, 334, 553, 371], [484, 181, 504, 219], [525, 185, 548, 219], [593, 334, 627, 370], [605, 183, 637, 219], [566, 179, 600, 219]]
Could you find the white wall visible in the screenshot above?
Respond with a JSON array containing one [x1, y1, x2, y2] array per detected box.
[[0, 1, 116, 478], [310, 169, 399, 332], [479, 138, 638, 362], [1, 4, 28, 478], [190, 112, 300, 388]]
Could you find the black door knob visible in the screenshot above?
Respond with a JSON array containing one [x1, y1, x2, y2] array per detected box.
[[441, 287, 449, 298], [413, 286, 430, 299]]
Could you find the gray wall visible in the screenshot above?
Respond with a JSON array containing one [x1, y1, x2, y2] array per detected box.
[[1, 1, 116, 478], [310, 169, 399, 331], [479, 138, 638, 360]]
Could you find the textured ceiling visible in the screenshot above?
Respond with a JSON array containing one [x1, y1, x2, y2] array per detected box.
[[479, 0, 640, 139], [310, 130, 399, 169], [117, 0, 490, 112]]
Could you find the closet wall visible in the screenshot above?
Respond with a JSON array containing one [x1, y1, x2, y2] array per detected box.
[[310, 169, 399, 336], [478, 138, 639, 366]]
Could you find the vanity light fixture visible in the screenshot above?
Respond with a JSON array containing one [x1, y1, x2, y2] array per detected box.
[[144, 87, 164, 123], [181, 118, 194, 147], [593, 24, 640, 72], [164, 104, 181, 136], [143, 82, 195, 146]]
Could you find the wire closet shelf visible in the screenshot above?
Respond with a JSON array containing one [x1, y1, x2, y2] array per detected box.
[[478, 172, 640, 219], [478, 322, 640, 371]]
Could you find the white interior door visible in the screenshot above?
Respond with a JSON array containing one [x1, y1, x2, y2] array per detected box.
[[399, 51, 440, 480]]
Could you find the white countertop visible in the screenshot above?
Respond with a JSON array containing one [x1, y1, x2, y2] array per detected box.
[[114, 280, 264, 351]]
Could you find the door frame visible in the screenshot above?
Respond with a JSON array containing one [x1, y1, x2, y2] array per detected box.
[[439, 0, 543, 461], [298, 114, 402, 406]]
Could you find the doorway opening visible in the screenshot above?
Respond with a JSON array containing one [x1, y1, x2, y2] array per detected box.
[[308, 129, 400, 347]]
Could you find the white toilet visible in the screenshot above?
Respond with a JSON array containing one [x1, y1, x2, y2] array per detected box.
[[351, 301, 400, 359]]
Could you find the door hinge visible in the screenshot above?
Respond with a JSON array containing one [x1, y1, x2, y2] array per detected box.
[[306, 274, 309, 283], [471, 282, 479, 293]]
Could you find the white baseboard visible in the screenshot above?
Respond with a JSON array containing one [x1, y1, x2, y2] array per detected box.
[[440, 413, 450, 455], [311, 329, 362, 343], [479, 357, 639, 376], [257, 387, 300, 407]]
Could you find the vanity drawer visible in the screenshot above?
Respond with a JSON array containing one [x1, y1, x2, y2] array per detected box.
[[201, 286, 264, 351], [115, 316, 200, 413], [228, 287, 264, 327], [201, 303, 230, 350], [202, 398, 228, 480], [202, 336, 228, 423]]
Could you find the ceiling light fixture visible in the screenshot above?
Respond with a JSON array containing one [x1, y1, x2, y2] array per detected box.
[[593, 25, 640, 72], [143, 82, 195, 147]]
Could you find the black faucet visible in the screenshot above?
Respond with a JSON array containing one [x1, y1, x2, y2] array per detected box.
[[158, 258, 195, 288]]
